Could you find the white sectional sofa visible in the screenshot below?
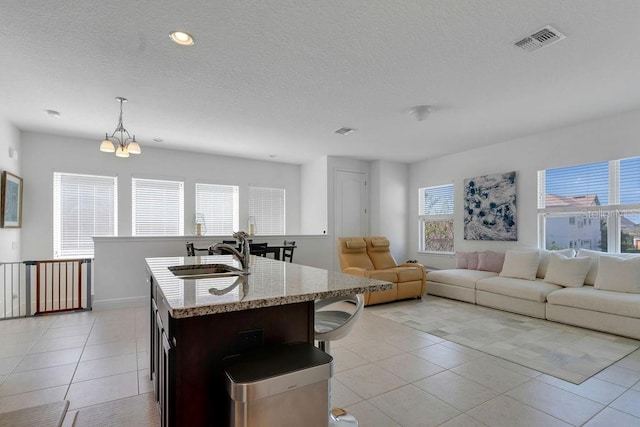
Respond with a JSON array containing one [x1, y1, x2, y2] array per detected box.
[[426, 249, 640, 339]]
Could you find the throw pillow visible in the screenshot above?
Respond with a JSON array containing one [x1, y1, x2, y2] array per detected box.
[[499, 250, 540, 281], [455, 251, 479, 269], [537, 249, 576, 278], [543, 253, 590, 287], [576, 248, 604, 285], [477, 251, 505, 273], [594, 255, 640, 294]]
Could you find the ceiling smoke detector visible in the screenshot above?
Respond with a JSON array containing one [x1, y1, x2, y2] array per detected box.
[[515, 25, 566, 52], [334, 127, 356, 135]]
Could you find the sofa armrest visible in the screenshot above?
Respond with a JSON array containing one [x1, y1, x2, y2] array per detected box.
[[343, 267, 370, 277]]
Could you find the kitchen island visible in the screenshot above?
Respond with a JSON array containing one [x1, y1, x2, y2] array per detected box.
[[146, 254, 391, 427]]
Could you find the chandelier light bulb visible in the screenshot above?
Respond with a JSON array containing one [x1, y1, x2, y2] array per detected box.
[[115, 145, 130, 158]]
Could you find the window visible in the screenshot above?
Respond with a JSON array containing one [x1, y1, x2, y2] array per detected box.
[[53, 172, 117, 258], [248, 187, 285, 235], [538, 157, 640, 253], [195, 183, 239, 235], [418, 184, 454, 253], [132, 178, 184, 236]]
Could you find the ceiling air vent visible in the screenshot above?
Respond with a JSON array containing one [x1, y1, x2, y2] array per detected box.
[[334, 127, 356, 135], [515, 25, 566, 52]]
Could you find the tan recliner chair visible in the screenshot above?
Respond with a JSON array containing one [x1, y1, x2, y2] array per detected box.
[[337, 236, 427, 305]]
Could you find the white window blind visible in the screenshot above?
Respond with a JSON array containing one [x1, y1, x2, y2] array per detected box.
[[248, 187, 285, 235], [418, 184, 454, 253], [195, 183, 239, 235], [419, 184, 454, 215], [540, 161, 609, 208], [132, 178, 184, 236], [53, 172, 118, 259]]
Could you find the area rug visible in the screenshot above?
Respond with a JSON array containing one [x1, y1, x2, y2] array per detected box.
[[0, 400, 68, 427], [368, 296, 640, 384], [73, 393, 159, 427]]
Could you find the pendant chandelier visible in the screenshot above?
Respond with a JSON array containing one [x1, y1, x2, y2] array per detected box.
[[99, 97, 141, 158]]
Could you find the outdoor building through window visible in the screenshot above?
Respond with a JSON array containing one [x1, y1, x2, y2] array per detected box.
[[538, 157, 640, 253], [195, 183, 239, 235], [248, 186, 285, 235], [53, 172, 118, 258], [132, 178, 184, 236], [419, 184, 454, 253]]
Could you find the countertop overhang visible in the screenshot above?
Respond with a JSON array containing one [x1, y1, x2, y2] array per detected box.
[[146, 255, 392, 318]]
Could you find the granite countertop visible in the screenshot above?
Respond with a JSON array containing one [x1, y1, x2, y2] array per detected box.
[[146, 255, 392, 318]]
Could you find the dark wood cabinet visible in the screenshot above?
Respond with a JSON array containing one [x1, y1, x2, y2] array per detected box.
[[148, 271, 315, 427]]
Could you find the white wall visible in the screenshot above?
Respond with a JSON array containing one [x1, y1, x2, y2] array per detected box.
[[300, 156, 328, 234], [410, 108, 640, 269], [370, 160, 409, 262], [0, 119, 21, 262], [20, 131, 302, 260]]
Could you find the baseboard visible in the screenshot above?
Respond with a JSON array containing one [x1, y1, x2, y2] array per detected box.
[[92, 296, 147, 310]]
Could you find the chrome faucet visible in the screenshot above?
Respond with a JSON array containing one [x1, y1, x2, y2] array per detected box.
[[210, 231, 251, 270]]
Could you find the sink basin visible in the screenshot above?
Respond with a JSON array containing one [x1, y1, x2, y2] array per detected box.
[[168, 264, 248, 279]]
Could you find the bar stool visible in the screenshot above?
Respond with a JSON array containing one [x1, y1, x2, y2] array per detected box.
[[315, 294, 364, 427]]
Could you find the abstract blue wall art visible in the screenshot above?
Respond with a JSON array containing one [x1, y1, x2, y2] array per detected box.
[[464, 171, 517, 241]]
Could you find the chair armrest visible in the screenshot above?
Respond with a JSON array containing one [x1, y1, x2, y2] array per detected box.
[[342, 267, 370, 277], [398, 262, 425, 269]]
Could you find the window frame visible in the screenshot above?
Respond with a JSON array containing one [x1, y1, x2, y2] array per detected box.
[[53, 172, 118, 259], [132, 177, 184, 236], [194, 183, 239, 235], [418, 183, 455, 254], [538, 158, 640, 253], [248, 186, 286, 236]]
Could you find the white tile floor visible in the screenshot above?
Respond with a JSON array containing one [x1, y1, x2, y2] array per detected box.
[[0, 304, 639, 426]]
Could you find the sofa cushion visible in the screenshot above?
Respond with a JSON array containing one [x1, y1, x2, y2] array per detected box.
[[547, 286, 640, 319], [594, 255, 640, 294], [476, 276, 562, 302], [576, 249, 605, 285], [391, 266, 424, 282], [427, 269, 497, 289], [537, 249, 576, 278], [367, 269, 398, 283], [478, 251, 505, 273], [499, 250, 539, 281], [543, 253, 590, 288], [455, 251, 479, 270]]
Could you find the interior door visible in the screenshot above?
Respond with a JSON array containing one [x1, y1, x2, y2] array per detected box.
[[334, 170, 368, 269]]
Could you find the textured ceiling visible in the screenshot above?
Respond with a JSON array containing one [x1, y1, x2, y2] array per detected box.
[[1, 1, 639, 164]]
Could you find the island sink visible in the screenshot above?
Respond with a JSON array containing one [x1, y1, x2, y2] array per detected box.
[[167, 263, 247, 279]]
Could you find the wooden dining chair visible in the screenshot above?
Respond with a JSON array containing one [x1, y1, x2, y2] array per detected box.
[[282, 240, 296, 263], [249, 243, 268, 257]]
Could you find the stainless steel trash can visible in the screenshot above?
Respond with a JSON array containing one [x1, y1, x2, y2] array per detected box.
[[224, 342, 333, 427]]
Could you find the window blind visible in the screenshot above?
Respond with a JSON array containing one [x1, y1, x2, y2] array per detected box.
[[132, 178, 184, 236], [542, 161, 609, 207], [248, 187, 285, 235], [419, 184, 454, 216], [195, 183, 239, 235], [53, 172, 117, 258]]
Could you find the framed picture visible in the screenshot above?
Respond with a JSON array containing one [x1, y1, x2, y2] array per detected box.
[[1, 171, 23, 228], [464, 171, 517, 241]]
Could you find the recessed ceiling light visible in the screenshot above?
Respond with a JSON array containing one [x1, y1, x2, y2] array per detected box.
[[269, 154, 277, 158], [153, 138, 164, 143], [45, 109, 60, 118], [169, 31, 194, 46]]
